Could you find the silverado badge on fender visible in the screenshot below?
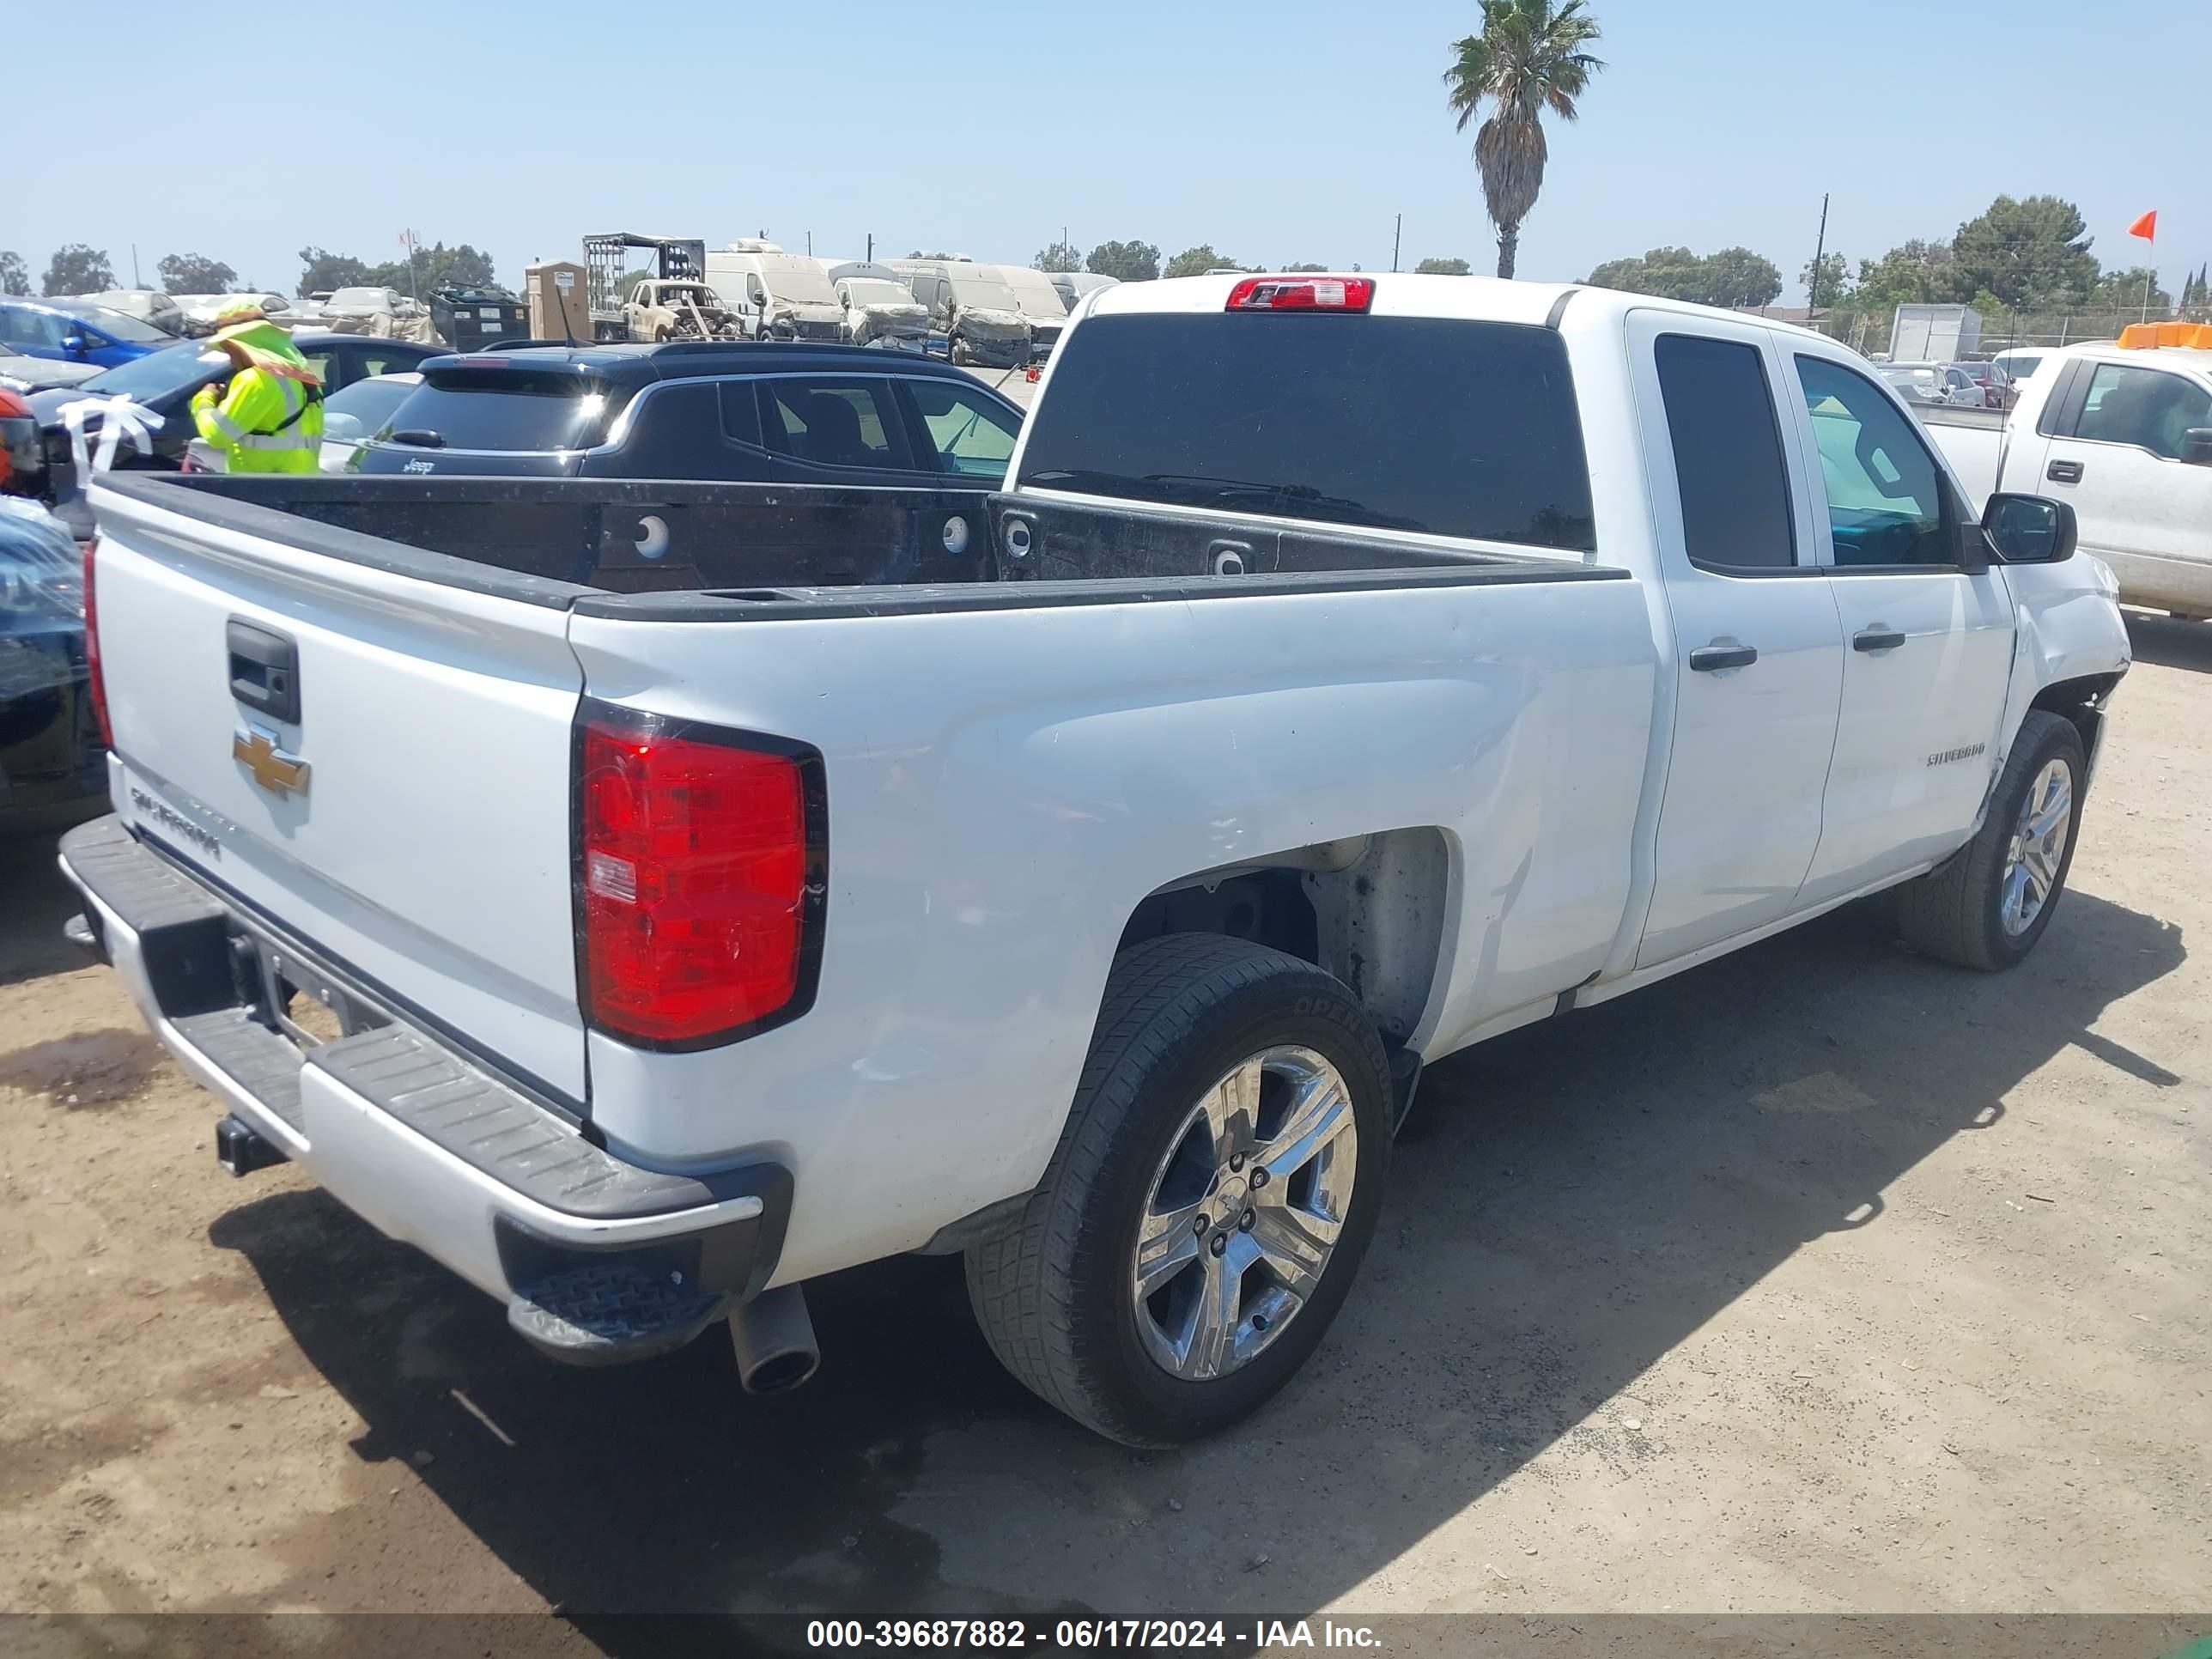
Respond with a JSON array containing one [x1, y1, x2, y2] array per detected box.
[[234, 729, 310, 797]]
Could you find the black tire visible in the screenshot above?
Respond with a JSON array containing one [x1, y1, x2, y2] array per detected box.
[[965, 934, 1392, 1447], [950, 333, 973, 367], [1896, 710, 2087, 971]]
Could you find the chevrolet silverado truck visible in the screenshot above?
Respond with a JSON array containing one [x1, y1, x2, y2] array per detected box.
[[60, 273, 2127, 1447], [1921, 337, 2212, 617]]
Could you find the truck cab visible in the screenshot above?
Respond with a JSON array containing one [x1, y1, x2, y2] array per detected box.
[[1922, 338, 2212, 617]]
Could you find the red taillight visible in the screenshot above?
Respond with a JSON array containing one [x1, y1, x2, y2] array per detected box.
[[1224, 275, 1375, 313], [82, 537, 112, 750], [576, 706, 823, 1047]]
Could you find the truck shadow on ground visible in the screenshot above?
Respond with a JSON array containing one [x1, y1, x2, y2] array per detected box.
[[205, 886, 2184, 1633], [2123, 611, 2212, 673]]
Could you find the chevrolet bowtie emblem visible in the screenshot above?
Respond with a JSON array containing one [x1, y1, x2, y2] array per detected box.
[[234, 728, 310, 797]]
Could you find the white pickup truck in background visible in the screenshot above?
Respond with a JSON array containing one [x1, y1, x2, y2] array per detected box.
[[1923, 339, 2212, 618], [62, 278, 2126, 1447]]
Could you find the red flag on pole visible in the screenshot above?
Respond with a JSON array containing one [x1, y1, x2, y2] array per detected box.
[[2128, 210, 2157, 241]]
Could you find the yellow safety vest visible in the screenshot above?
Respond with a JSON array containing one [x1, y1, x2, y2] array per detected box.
[[192, 366, 325, 474]]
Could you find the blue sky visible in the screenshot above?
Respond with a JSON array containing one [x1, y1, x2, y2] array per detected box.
[[15, 0, 2208, 301]]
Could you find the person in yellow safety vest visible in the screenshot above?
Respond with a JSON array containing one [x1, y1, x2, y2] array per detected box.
[[189, 304, 324, 473]]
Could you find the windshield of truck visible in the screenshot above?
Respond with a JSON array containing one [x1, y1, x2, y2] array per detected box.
[[76, 343, 226, 404], [373, 371, 624, 451], [761, 258, 838, 306], [945, 275, 1023, 313], [1018, 314, 1595, 550]]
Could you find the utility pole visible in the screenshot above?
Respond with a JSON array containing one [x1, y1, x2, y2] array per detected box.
[[131, 244, 141, 288], [866, 233, 873, 263], [1807, 192, 1830, 324], [1392, 214, 1402, 273], [401, 229, 420, 304], [806, 230, 813, 257]]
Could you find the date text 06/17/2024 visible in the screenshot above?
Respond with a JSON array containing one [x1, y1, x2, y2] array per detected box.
[[804, 1620, 1383, 1650]]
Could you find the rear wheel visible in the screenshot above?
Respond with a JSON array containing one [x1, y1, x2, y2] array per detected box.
[[1896, 710, 2085, 970], [950, 332, 974, 366], [965, 935, 1391, 1446]]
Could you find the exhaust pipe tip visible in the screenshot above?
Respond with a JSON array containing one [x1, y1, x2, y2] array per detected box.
[[729, 1283, 819, 1395]]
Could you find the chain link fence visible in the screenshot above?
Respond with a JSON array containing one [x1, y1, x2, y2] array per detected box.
[[1800, 304, 2208, 359]]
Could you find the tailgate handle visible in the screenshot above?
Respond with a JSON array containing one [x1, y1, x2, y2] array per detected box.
[[2046, 459, 2083, 484], [227, 620, 301, 726]]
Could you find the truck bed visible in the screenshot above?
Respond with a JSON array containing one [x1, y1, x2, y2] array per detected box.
[[102, 474, 1615, 617]]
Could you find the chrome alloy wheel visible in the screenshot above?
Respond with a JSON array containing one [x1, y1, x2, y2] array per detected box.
[[1129, 1046, 1359, 1382], [2001, 757, 2073, 937]]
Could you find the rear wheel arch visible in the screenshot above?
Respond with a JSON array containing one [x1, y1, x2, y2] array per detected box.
[[1114, 827, 1454, 1050]]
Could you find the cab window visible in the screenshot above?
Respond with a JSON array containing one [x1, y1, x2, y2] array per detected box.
[[2073, 364, 2212, 461], [1793, 355, 1955, 568]]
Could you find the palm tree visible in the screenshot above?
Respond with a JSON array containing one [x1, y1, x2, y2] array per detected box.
[[1443, 0, 1605, 279]]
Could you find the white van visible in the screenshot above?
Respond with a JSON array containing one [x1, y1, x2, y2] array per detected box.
[[1048, 271, 1121, 312], [891, 259, 1032, 368], [975, 264, 1071, 355], [702, 240, 845, 342]]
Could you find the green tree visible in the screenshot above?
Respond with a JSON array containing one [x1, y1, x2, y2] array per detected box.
[[157, 252, 238, 294], [1035, 240, 1083, 274], [366, 241, 497, 296], [1442, 0, 1604, 278], [907, 250, 958, 260], [41, 244, 116, 296], [1165, 245, 1236, 278], [2183, 264, 2210, 319], [296, 246, 373, 296], [1584, 246, 1775, 307], [1281, 262, 1332, 272], [0, 251, 28, 296], [1802, 250, 1850, 311], [2087, 265, 2170, 313], [1085, 240, 1160, 282], [1948, 196, 2097, 308], [1414, 256, 1474, 275], [1698, 246, 1782, 307]]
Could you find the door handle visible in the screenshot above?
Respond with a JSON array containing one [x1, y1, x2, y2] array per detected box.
[[2046, 459, 2083, 484], [1852, 628, 1906, 653], [1688, 643, 1758, 672]]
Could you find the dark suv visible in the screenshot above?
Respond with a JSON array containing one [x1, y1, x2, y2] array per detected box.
[[353, 342, 1024, 487]]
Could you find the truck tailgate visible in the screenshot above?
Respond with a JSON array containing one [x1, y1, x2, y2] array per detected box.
[[88, 479, 591, 1106]]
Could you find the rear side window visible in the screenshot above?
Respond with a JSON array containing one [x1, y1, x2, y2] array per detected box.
[[759, 379, 913, 471], [1017, 313, 1594, 550], [378, 372, 620, 451], [1653, 334, 1796, 570]]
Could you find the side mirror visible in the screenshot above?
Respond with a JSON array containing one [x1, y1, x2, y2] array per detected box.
[[1982, 493, 2076, 565], [322, 412, 363, 442], [64, 335, 88, 356], [2182, 428, 2212, 467]]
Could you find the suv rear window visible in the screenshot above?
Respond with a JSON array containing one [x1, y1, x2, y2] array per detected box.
[[1016, 313, 1594, 550], [376, 372, 625, 452]]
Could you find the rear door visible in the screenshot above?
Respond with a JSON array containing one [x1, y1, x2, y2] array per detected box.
[[1628, 313, 1846, 967], [1782, 346, 2015, 900], [90, 480, 592, 1104]]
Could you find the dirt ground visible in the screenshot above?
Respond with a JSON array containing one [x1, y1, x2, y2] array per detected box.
[[0, 615, 2206, 1628]]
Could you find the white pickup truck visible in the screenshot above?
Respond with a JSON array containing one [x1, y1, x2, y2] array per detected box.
[[62, 274, 2127, 1447], [1923, 339, 2212, 617]]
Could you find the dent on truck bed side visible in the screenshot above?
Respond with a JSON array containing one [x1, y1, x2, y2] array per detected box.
[[565, 573, 1657, 1286]]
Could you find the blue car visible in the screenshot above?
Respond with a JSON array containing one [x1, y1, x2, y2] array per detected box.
[[0, 299, 169, 371]]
